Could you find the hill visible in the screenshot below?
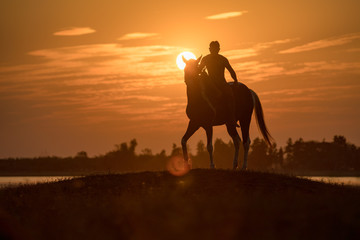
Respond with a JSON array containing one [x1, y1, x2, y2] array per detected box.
[[0, 169, 359, 239]]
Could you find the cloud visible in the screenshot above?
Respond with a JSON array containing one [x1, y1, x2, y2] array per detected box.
[[222, 49, 258, 60], [260, 84, 360, 116], [0, 42, 188, 127], [232, 61, 285, 82], [219, 37, 360, 83], [260, 85, 360, 98], [222, 38, 295, 60], [280, 33, 360, 54], [26, 44, 183, 79], [283, 61, 360, 76], [256, 38, 297, 49], [205, 11, 248, 20], [53, 27, 96, 36], [118, 32, 159, 41], [231, 60, 360, 83], [346, 48, 360, 53]]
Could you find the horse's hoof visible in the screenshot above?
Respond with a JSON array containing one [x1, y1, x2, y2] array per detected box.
[[241, 166, 247, 171], [210, 164, 215, 169]]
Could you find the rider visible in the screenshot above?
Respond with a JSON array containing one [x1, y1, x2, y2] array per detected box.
[[198, 41, 238, 126]]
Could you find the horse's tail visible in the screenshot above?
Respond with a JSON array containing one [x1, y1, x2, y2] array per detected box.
[[250, 89, 274, 145]]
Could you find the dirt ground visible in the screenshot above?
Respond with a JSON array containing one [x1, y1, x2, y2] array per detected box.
[[0, 169, 359, 239]]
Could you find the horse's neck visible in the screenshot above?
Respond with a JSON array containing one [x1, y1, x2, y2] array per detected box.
[[186, 86, 206, 106]]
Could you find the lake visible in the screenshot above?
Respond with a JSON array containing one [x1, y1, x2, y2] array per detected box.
[[0, 175, 359, 188], [301, 176, 360, 186], [0, 176, 78, 188]]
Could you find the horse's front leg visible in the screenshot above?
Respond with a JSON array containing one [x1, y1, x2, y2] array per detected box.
[[204, 126, 215, 169], [181, 121, 199, 168]]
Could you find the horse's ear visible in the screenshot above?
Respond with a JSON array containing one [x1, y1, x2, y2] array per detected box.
[[196, 55, 202, 64], [182, 55, 188, 64]]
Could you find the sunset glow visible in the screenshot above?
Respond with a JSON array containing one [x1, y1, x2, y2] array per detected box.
[[176, 52, 196, 70], [167, 156, 191, 176], [0, 0, 359, 158]]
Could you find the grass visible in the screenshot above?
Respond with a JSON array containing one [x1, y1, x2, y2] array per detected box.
[[0, 169, 360, 240]]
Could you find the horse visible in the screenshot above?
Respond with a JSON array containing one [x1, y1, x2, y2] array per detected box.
[[181, 56, 273, 170]]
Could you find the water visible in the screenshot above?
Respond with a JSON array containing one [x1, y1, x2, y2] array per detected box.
[[300, 176, 360, 186], [0, 176, 77, 188]]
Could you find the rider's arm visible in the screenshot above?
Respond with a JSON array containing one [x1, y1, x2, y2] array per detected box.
[[225, 58, 238, 83]]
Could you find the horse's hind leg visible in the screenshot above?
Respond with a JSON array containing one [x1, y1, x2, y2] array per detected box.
[[181, 121, 199, 168], [204, 126, 215, 169], [242, 137, 250, 170], [240, 118, 251, 170], [226, 124, 240, 170]]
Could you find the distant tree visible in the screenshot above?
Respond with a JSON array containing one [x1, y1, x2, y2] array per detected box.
[[248, 138, 271, 170], [281, 135, 360, 172], [113, 139, 137, 156], [75, 151, 88, 159], [154, 149, 168, 170], [129, 139, 138, 153], [192, 140, 209, 168], [103, 139, 139, 170], [171, 143, 182, 157], [213, 138, 234, 169], [196, 140, 206, 156], [115, 143, 127, 152], [156, 149, 167, 158], [277, 147, 284, 169], [333, 135, 347, 146], [284, 138, 294, 166], [332, 135, 356, 170], [140, 148, 153, 156], [196, 140, 208, 160], [268, 143, 279, 170]]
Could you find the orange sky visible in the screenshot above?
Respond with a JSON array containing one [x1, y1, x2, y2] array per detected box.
[[0, 0, 360, 158]]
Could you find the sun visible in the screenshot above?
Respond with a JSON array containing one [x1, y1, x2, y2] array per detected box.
[[176, 51, 196, 70]]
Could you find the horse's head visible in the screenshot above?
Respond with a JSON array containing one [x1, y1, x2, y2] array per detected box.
[[182, 55, 202, 86]]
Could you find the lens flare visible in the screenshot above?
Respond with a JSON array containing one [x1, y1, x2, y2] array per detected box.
[[176, 51, 196, 70], [167, 156, 191, 176]]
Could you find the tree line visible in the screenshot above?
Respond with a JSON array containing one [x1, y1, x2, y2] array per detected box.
[[0, 135, 359, 175], [189, 135, 360, 173]]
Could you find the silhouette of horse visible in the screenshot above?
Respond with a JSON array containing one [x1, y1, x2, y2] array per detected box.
[[181, 56, 272, 170]]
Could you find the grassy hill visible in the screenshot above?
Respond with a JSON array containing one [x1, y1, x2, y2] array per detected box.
[[0, 169, 359, 239]]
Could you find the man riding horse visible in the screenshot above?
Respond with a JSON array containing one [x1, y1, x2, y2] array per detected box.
[[181, 41, 272, 170], [198, 41, 238, 127]]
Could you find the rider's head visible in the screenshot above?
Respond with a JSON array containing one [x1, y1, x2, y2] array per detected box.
[[209, 41, 220, 54]]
